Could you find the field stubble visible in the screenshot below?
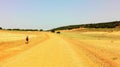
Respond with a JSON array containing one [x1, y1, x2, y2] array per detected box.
[[62, 31, 120, 67]]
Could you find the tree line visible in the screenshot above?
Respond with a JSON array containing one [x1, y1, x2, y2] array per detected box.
[[51, 21, 120, 30], [0, 27, 43, 31]]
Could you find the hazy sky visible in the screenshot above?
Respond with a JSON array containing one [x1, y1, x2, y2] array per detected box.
[[0, 0, 120, 29]]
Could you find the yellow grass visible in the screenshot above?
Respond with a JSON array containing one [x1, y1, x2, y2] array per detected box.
[[0, 30, 120, 67], [62, 31, 120, 67]]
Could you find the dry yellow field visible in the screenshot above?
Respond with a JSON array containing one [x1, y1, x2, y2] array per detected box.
[[0, 30, 120, 67]]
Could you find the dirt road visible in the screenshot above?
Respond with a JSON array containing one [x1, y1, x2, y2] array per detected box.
[[1, 32, 120, 67]]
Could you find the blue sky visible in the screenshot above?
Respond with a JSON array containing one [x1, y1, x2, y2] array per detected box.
[[0, 0, 120, 30]]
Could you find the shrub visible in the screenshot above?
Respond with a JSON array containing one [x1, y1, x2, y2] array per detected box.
[[40, 29, 43, 31], [56, 31, 61, 34], [0, 27, 2, 30], [51, 30, 55, 33]]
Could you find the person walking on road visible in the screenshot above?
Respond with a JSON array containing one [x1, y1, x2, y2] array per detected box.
[[26, 36, 29, 44]]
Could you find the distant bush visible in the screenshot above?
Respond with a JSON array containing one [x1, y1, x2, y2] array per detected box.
[[40, 29, 43, 31], [0, 27, 2, 30], [56, 31, 61, 34], [51, 30, 55, 33]]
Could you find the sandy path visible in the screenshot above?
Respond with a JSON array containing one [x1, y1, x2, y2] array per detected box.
[[1, 33, 87, 67]]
